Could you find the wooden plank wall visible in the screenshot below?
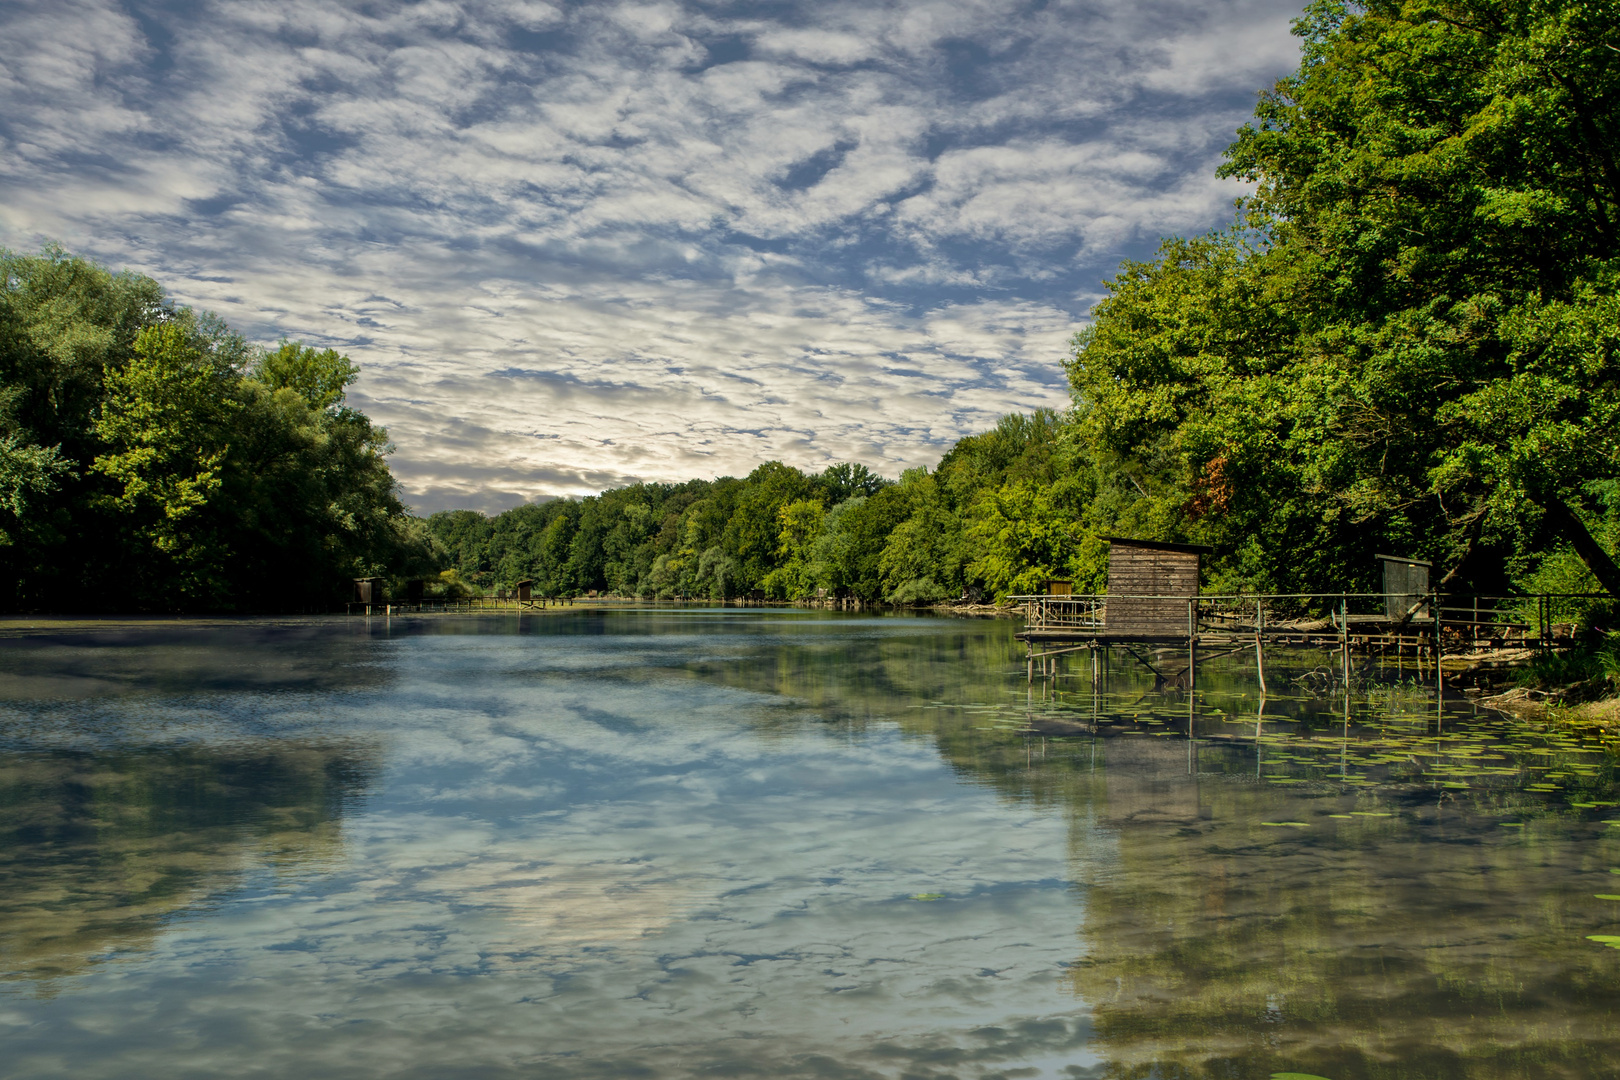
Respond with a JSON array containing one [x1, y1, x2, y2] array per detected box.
[[1104, 546, 1199, 636], [1381, 560, 1430, 620]]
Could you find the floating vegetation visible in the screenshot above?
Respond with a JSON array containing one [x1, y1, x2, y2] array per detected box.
[[909, 893, 944, 901], [1586, 935, 1620, 949], [1261, 822, 1309, 827]]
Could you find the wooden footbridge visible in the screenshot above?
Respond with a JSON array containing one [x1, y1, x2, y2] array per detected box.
[[1012, 539, 1600, 689]]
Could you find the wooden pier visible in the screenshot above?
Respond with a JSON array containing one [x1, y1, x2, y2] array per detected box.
[[1012, 589, 1596, 684], [1011, 538, 1601, 689]]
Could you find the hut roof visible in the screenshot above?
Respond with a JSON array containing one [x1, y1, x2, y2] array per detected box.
[[1105, 537, 1214, 556], [1375, 553, 1431, 567]]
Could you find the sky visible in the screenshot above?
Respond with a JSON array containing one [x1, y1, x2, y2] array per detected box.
[[0, 0, 1306, 514]]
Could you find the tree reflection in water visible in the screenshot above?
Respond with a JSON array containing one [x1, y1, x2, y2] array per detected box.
[[0, 619, 385, 993], [1070, 734, 1620, 1080], [692, 623, 1620, 1079], [0, 743, 377, 990]]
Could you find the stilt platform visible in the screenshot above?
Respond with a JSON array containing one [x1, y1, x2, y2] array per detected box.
[[1009, 590, 1601, 688]]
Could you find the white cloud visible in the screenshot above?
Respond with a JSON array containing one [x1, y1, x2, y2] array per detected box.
[[0, 0, 1305, 511]]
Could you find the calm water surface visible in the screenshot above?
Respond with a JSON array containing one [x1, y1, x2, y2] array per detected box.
[[0, 609, 1617, 1079]]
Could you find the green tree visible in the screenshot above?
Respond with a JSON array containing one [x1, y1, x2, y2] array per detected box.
[[722, 462, 816, 591], [0, 246, 168, 605], [811, 487, 912, 602], [817, 462, 890, 502], [255, 342, 359, 410], [225, 362, 426, 606], [878, 468, 964, 604], [762, 498, 826, 599], [0, 433, 70, 549], [1070, 0, 1620, 597], [695, 545, 742, 599], [92, 324, 239, 605], [964, 477, 1091, 599], [1217, 0, 1620, 594], [1, 245, 434, 611]]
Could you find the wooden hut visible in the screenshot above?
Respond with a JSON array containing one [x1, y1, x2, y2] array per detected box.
[[1045, 579, 1073, 596], [353, 577, 385, 607], [515, 579, 534, 603], [1103, 538, 1211, 637], [1379, 554, 1431, 621]]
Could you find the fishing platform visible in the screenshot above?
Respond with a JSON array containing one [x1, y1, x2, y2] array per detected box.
[[1011, 538, 1595, 687]]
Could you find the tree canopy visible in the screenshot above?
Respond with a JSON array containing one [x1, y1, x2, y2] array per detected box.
[[1069, 0, 1620, 597], [0, 245, 435, 611]]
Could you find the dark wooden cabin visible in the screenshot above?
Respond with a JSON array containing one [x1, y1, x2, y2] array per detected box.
[[1103, 538, 1211, 637], [515, 579, 534, 603], [1379, 554, 1431, 620], [353, 577, 385, 606]]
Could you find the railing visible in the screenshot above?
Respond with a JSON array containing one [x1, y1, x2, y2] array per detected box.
[[1008, 591, 1610, 647], [1013, 594, 1106, 629], [347, 595, 584, 613]]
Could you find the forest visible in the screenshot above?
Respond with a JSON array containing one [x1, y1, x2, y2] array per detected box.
[[3, 0, 1617, 613]]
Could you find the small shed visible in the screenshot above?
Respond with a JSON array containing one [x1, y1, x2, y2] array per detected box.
[[515, 579, 534, 603], [1103, 538, 1211, 637], [353, 577, 385, 606], [1379, 554, 1431, 621], [1046, 579, 1073, 596]]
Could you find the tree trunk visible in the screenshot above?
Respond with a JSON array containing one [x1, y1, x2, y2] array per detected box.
[[1537, 493, 1620, 598]]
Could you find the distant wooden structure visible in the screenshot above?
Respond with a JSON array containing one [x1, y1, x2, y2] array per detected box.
[[1103, 538, 1211, 637], [1010, 539, 1596, 694], [1380, 554, 1431, 621], [353, 577, 385, 607], [515, 579, 534, 603], [1046, 579, 1073, 596]]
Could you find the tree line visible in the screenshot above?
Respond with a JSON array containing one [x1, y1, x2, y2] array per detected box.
[[425, 415, 1083, 604], [7, 0, 1618, 613]]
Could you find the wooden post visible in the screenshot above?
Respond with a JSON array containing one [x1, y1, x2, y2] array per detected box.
[[1340, 598, 1350, 685], [1187, 691, 1196, 773], [1188, 597, 1197, 694], [1435, 599, 1444, 702], [1092, 647, 1101, 732], [1255, 598, 1268, 696]]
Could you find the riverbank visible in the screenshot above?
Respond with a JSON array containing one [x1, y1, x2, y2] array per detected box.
[[1479, 685, 1620, 725]]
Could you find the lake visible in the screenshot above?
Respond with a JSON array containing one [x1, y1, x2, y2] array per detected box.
[[1, 609, 1617, 1079]]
